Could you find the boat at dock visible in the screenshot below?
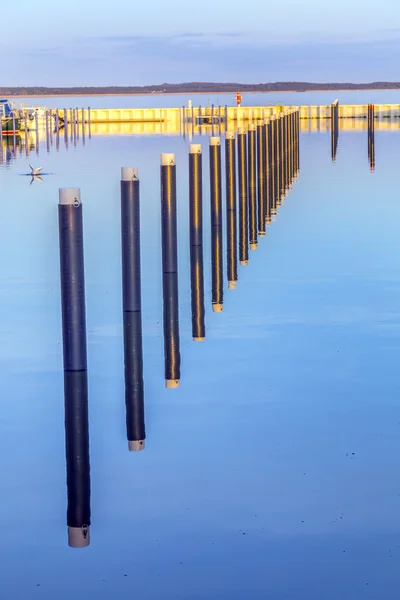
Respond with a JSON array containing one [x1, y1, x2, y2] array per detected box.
[[0, 99, 21, 135]]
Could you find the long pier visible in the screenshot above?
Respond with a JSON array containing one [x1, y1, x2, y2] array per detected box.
[[54, 103, 400, 126]]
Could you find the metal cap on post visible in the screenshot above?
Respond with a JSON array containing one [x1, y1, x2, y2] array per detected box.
[[161, 153, 175, 166], [212, 303, 223, 313], [129, 440, 145, 452], [210, 136, 220, 146], [189, 144, 201, 154], [121, 167, 139, 181], [59, 188, 81, 206], [68, 526, 90, 549]]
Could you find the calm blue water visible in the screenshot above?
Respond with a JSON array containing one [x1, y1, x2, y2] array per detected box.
[[13, 89, 400, 109], [1, 104, 400, 598]]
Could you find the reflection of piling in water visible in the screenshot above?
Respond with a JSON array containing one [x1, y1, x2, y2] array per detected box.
[[81, 108, 85, 145], [161, 154, 180, 388], [368, 104, 375, 172], [45, 111, 50, 153], [211, 221, 223, 312], [189, 144, 205, 341], [247, 124, 257, 250], [237, 127, 248, 264], [209, 136, 223, 312], [121, 168, 145, 451], [190, 244, 205, 341], [264, 120, 271, 224], [256, 121, 266, 235], [225, 132, 237, 288], [58, 188, 90, 549], [331, 100, 339, 162]]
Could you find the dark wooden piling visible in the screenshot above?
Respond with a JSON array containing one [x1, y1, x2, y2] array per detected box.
[[161, 154, 180, 387], [58, 188, 90, 548], [121, 168, 145, 450], [189, 144, 205, 341], [209, 136, 223, 311], [225, 132, 237, 288], [237, 126, 248, 264], [256, 121, 266, 234], [247, 124, 258, 249]]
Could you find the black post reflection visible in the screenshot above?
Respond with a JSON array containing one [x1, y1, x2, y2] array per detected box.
[[189, 144, 205, 341], [161, 153, 181, 388], [331, 100, 339, 162], [63, 370, 91, 548], [121, 168, 145, 451], [368, 104, 375, 172]]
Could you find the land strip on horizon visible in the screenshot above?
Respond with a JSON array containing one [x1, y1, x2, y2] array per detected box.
[[2, 82, 400, 97]]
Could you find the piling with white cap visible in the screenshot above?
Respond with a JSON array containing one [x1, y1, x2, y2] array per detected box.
[[256, 121, 266, 235], [209, 137, 224, 311], [237, 127, 248, 265], [58, 188, 91, 548], [247, 124, 258, 250], [160, 154, 181, 388], [121, 168, 145, 450], [189, 144, 205, 342]]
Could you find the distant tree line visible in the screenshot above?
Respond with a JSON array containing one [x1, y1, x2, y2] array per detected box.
[[2, 82, 400, 96]]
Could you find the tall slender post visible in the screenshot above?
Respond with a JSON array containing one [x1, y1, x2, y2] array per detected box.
[[225, 132, 237, 288], [256, 121, 266, 235], [189, 144, 205, 341], [121, 168, 146, 451], [58, 188, 90, 549], [161, 154, 180, 388], [24, 114, 28, 154], [209, 136, 223, 311], [237, 126, 248, 264], [63, 108, 68, 144], [45, 111, 50, 153], [12, 113, 16, 149], [265, 119, 272, 223], [247, 124, 257, 250], [70, 108, 74, 141], [368, 105, 375, 172], [35, 111, 39, 155], [88, 107, 91, 138], [76, 108, 80, 141]]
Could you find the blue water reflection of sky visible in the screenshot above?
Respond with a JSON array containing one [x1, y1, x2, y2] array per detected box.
[[1, 104, 400, 598]]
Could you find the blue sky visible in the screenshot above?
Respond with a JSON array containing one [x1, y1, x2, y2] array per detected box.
[[3, 0, 400, 85]]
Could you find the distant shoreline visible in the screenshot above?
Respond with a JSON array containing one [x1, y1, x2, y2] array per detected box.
[[7, 88, 400, 99]]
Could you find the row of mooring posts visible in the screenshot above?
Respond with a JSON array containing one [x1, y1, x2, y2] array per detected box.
[[331, 100, 339, 162], [57, 108, 300, 548], [368, 104, 375, 172], [18, 107, 92, 156]]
